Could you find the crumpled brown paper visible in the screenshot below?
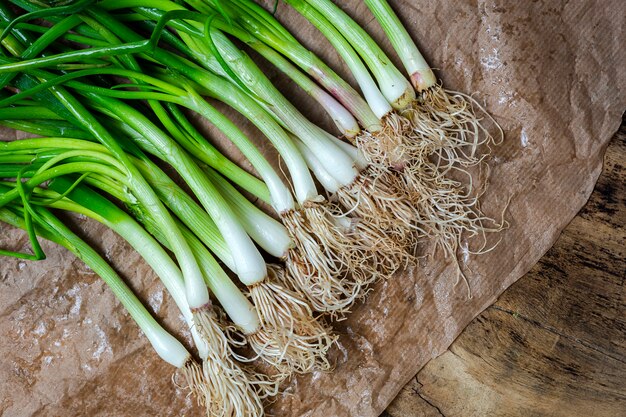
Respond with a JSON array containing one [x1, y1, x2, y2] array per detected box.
[[1, 1, 624, 416]]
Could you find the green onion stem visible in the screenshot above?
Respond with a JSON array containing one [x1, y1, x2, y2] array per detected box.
[[3, 63, 271, 282], [132, 157, 236, 271], [21, 15, 83, 59], [0, 17, 210, 311], [1, 156, 255, 334], [363, 0, 436, 92], [204, 0, 381, 128], [0, 106, 63, 120], [14, 22, 111, 47], [152, 102, 274, 207], [75, 92, 269, 287], [2, 18, 294, 213], [284, 0, 392, 122], [150, 5, 361, 137], [303, 0, 415, 109], [0, 119, 92, 138], [0, 161, 125, 209], [0, 201, 191, 369]]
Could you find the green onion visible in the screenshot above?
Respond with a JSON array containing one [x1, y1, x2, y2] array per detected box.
[[71, 6, 387, 314], [0, 13, 212, 322], [301, 0, 415, 109], [363, 0, 503, 163], [0, 195, 216, 409], [1, 1, 416, 316]]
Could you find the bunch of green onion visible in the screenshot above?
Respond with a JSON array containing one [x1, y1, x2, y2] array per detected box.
[[0, 1, 502, 415]]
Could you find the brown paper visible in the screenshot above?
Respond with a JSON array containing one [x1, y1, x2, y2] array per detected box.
[[1, 1, 624, 416]]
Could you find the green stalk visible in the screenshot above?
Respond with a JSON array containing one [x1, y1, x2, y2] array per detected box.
[[0, 137, 236, 272], [0, 11, 209, 311], [153, 102, 273, 206], [284, 0, 392, 122], [0, 160, 126, 208], [0, 119, 92, 138], [0, 200, 191, 369], [302, 0, 415, 109], [1, 28, 290, 211], [3, 3, 318, 208], [86, 5, 319, 206], [363, 0, 436, 91], [1, 153, 257, 335], [94, 4, 361, 188], [81, 92, 269, 286], [13, 22, 111, 47]]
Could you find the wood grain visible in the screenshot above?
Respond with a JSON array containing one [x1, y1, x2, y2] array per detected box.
[[383, 118, 626, 417]]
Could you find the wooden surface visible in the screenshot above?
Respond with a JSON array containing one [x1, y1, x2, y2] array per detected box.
[[384, 118, 626, 417]]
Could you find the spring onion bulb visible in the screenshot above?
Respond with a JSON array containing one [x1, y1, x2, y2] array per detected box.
[[203, 166, 294, 259], [88, 105, 336, 371]]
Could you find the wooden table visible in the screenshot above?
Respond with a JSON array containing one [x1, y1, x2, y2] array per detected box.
[[384, 119, 625, 417]]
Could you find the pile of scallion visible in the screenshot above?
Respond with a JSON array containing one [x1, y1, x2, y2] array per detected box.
[[0, 0, 503, 415]]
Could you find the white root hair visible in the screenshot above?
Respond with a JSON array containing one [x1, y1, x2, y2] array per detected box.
[[177, 358, 261, 417], [335, 168, 422, 248], [213, 308, 285, 400], [343, 214, 415, 278], [355, 112, 414, 173], [403, 84, 503, 175], [201, 310, 265, 417], [246, 265, 337, 375], [400, 86, 507, 291], [281, 206, 366, 316]]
